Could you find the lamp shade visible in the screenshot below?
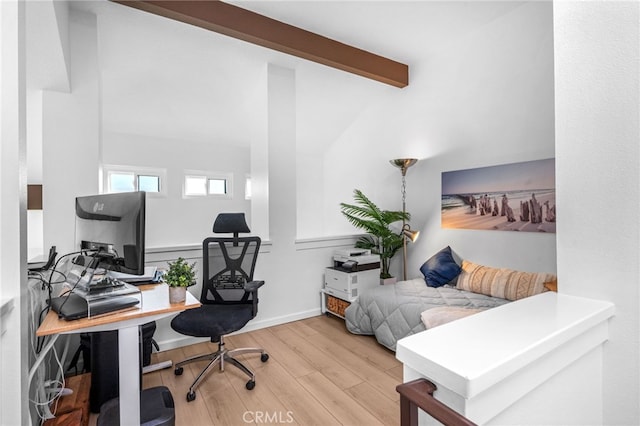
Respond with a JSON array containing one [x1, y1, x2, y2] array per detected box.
[[403, 228, 420, 243], [390, 158, 418, 176]]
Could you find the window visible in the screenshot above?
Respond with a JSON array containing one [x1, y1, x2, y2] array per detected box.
[[183, 171, 233, 199], [109, 172, 136, 193], [184, 176, 207, 196], [208, 179, 227, 195], [103, 165, 166, 197], [138, 175, 161, 193], [245, 176, 252, 200]]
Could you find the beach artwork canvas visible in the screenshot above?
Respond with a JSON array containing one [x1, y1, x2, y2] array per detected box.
[[441, 158, 556, 233]]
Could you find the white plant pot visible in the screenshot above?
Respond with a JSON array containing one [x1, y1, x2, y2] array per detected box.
[[380, 277, 397, 285], [169, 286, 187, 304]]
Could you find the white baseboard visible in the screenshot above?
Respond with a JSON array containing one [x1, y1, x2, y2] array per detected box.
[[155, 308, 322, 352]]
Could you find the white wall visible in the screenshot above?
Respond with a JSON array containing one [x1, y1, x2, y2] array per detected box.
[[42, 9, 101, 255], [25, 0, 70, 262], [0, 1, 29, 424], [102, 131, 251, 247], [554, 2, 640, 424], [249, 64, 270, 240], [315, 2, 556, 278], [40, 13, 252, 253], [26, 91, 44, 260], [296, 152, 324, 238]]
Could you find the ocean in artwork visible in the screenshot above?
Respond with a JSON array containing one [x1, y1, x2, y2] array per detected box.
[[441, 159, 556, 233]]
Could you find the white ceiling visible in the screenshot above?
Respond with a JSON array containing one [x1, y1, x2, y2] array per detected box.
[[44, 1, 524, 152]]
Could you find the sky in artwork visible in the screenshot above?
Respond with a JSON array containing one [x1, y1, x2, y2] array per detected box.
[[441, 158, 555, 195]]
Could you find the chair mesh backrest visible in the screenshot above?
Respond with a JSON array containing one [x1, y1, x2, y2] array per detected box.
[[200, 236, 261, 305]]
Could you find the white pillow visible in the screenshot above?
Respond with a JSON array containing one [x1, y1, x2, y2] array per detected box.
[[420, 306, 485, 329], [456, 260, 556, 301]]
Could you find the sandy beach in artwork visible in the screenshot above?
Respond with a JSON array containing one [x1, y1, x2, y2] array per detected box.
[[442, 190, 556, 233], [441, 158, 556, 233]]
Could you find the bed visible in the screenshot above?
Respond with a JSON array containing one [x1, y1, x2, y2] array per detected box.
[[344, 247, 556, 351], [344, 278, 510, 351]]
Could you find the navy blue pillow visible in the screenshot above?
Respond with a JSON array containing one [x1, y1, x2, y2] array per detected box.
[[420, 246, 462, 287]]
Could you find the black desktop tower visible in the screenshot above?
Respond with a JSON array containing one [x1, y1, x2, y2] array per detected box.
[[89, 322, 157, 413], [90, 330, 120, 413]]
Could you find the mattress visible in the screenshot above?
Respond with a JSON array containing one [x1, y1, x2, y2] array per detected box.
[[344, 278, 510, 351]]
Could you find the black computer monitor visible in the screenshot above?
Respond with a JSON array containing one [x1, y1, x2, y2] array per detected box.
[[74, 191, 146, 275]]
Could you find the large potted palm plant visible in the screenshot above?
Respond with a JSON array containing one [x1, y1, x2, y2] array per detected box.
[[340, 189, 410, 282]]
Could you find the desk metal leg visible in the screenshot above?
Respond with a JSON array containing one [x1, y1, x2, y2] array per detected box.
[[118, 325, 140, 426]]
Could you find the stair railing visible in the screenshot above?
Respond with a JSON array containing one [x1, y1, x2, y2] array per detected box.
[[396, 378, 477, 426]]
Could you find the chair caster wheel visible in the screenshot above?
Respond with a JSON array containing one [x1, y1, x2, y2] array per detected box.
[[246, 380, 255, 390], [174, 367, 183, 376], [261, 353, 269, 362], [186, 391, 196, 402]]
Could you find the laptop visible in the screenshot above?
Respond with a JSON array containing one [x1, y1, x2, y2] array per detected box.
[[49, 293, 140, 321]]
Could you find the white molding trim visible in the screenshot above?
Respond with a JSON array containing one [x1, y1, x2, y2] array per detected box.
[[146, 243, 201, 254], [146, 239, 273, 254], [294, 234, 364, 251]]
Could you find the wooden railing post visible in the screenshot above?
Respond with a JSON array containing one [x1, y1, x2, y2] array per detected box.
[[396, 378, 478, 426]]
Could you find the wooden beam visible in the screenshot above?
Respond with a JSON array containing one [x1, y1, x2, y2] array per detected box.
[[27, 184, 43, 210], [111, 0, 409, 88]]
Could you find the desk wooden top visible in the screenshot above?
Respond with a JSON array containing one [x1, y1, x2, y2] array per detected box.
[[37, 283, 200, 336]]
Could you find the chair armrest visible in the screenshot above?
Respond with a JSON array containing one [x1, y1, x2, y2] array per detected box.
[[244, 280, 265, 292], [245, 280, 264, 317]]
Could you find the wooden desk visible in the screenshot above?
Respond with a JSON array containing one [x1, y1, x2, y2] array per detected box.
[[37, 283, 200, 426]]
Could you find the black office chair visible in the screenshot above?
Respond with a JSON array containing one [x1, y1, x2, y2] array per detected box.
[[170, 213, 268, 402]]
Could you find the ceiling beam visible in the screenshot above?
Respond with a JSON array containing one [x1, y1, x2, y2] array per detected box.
[[110, 0, 409, 88]]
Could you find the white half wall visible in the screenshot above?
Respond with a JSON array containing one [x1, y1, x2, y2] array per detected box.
[[554, 2, 640, 424]]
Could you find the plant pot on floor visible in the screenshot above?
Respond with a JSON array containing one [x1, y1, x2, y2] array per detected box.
[[169, 286, 187, 304], [381, 277, 397, 285]]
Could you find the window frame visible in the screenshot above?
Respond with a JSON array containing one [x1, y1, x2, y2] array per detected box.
[[244, 174, 252, 200], [103, 165, 167, 197], [183, 170, 233, 200]]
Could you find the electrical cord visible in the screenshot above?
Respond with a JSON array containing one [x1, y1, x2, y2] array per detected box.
[[28, 248, 115, 423], [27, 251, 90, 425], [27, 275, 67, 424], [53, 251, 100, 316], [32, 251, 80, 354], [29, 345, 67, 422], [45, 250, 85, 311]]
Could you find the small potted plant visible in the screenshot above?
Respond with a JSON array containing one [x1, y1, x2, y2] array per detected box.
[[164, 257, 196, 303]]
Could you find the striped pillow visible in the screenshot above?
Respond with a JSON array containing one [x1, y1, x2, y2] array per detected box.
[[456, 260, 556, 301]]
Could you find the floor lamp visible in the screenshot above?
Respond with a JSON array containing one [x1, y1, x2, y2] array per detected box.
[[390, 158, 419, 281]]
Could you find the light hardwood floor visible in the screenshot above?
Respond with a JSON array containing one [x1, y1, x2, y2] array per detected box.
[[92, 315, 403, 425]]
